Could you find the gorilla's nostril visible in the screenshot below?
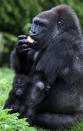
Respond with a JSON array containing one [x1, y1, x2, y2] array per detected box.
[[31, 30, 36, 34], [29, 31, 36, 37]]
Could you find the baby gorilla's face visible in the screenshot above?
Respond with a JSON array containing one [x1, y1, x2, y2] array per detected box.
[[13, 75, 28, 97], [14, 86, 24, 96]]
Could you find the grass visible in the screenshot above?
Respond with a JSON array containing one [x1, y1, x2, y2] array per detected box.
[[0, 68, 83, 131]]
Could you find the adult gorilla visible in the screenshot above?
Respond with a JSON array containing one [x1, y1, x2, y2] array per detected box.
[[11, 5, 83, 130]]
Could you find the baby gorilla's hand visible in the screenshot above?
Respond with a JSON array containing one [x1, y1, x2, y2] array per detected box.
[[25, 109, 36, 125], [16, 35, 31, 54], [12, 104, 19, 112], [19, 105, 27, 114]]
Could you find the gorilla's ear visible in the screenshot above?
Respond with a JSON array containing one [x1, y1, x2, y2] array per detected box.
[[55, 4, 82, 33]]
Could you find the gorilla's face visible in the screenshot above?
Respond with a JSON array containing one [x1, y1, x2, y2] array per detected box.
[[29, 10, 57, 49], [29, 17, 50, 41]]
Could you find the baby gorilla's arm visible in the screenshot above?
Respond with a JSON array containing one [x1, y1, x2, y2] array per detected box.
[[3, 90, 15, 109]]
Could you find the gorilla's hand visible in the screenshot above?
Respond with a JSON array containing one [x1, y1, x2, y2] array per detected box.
[[16, 35, 31, 53]]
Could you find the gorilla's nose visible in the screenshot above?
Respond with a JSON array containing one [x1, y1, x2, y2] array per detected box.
[[29, 30, 36, 38]]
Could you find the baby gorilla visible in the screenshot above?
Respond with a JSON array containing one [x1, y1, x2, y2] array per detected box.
[[3, 72, 50, 121], [3, 74, 28, 115]]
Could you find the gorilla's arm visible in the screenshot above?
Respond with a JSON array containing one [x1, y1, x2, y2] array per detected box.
[[3, 90, 15, 109], [11, 49, 33, 74], [33, 113, 82, 130], [11, 35, 39, 74], [11, 49, 22, 74]]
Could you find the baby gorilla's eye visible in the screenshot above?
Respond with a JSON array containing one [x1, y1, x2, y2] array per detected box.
[[35, 81, 45, 90]]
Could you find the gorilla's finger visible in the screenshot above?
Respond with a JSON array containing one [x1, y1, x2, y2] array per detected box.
[[16, 39, 28, 46], [16, 44, 29, 53], [18, 35, 27, 40], [21, 44, 29, 48], [19, 48, 30, 53]]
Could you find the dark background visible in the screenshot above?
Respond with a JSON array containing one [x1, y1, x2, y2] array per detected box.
[[0, 0, 83, 67]]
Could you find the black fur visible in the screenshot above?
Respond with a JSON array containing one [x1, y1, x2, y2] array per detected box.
[[3, 75, 29, 116], [10, 4, 83, 130], [24, 72, 51, 124], [4, 72, 50, 120]]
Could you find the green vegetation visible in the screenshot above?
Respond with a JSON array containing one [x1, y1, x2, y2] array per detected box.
[[0, 108, 36, 131], [0, 0, 83, 66]]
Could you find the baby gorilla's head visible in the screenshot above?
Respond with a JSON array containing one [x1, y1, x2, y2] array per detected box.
[[13, 75, 28, 97]]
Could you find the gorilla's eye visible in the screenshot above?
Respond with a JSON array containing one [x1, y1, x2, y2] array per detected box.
[[34, 20, 45, 27], [39, 22, 45, 26], [34, 20, 39, 25]]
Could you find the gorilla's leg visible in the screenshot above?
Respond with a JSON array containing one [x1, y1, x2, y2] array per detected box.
[[34, 113, 83, 130]]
